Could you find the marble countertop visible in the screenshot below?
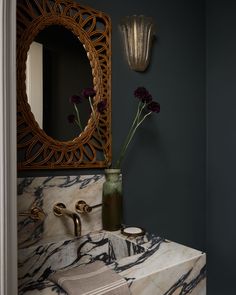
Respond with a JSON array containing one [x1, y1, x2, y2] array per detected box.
[[17, 176, 206, 295], [18, 230, 206, 295]]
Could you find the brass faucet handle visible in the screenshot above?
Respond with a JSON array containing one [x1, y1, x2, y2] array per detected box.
[[75, 200, 102, 213], [18, 206, 46, 221], [53, 203, 66, 216], [75, 200, 92, 213]]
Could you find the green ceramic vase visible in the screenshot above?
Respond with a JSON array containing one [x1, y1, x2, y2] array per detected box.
[[102, 169, 122, 231]]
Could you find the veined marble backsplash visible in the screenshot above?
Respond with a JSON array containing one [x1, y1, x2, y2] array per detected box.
[[17, 175, 105, 248]]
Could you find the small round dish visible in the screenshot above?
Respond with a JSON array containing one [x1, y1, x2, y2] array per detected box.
[[121, 226, 145, 238]]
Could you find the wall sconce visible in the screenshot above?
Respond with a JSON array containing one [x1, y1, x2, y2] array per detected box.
[[119, 15, 155, 72]]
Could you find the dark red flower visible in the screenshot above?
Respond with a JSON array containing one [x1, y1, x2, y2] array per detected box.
[[147, 101, 160, 113], [81, 88, 96, 99], [97, 99, 107, 114], [134, 87, 152, 103], [67, 114, 76, 123], [69, 95, 82, 104]]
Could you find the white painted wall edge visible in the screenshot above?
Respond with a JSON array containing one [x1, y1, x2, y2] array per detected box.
[[0, 0, 17, 294]]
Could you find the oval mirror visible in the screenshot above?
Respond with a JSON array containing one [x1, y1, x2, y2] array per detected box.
[[17, 0, 112, 170], [26, 25, 93, 141]]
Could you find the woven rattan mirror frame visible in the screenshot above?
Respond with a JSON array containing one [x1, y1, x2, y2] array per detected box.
[[17, 0, 112, 170]]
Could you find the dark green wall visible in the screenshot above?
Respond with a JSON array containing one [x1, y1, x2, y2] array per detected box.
[[78, 0, 206, 251], [19, 0, 206, 251], [207, 0, 236, 294]]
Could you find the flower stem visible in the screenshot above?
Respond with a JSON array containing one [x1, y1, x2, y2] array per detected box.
[[115, 103, 142, 168], [89, 97, 110, 166], [136, 111, 152, 128], [115, 103, 150, 169], [121, 112, 152, 162], [74, 104, 83, 132]]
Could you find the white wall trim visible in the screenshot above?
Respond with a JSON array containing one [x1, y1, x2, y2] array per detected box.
[[0, 0, 17, 294]]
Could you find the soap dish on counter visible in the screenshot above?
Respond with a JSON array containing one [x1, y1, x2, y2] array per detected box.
[[121, 226, 145, 238]]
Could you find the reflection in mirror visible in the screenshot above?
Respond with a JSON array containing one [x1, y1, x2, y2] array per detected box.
[[26, 25, 93, 141], [26, 41, 43, 128]]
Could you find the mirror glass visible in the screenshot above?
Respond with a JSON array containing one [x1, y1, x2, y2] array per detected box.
[[26, 25, 93, 142]]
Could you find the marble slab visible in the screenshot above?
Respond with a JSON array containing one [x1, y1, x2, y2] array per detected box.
[[17, 175, 104, 248], [18, 230, 206, 295], [17, 175, 206, 294]]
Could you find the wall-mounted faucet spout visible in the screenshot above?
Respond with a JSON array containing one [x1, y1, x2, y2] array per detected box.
[[53, 203, 81, 237]]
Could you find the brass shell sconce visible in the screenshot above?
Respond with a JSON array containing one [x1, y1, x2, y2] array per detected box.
[[119, 15, 155, 72]]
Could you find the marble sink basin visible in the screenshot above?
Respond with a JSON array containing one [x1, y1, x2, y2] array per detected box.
[[18, 230, 206, 295], [18, 230, 148, 294]]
